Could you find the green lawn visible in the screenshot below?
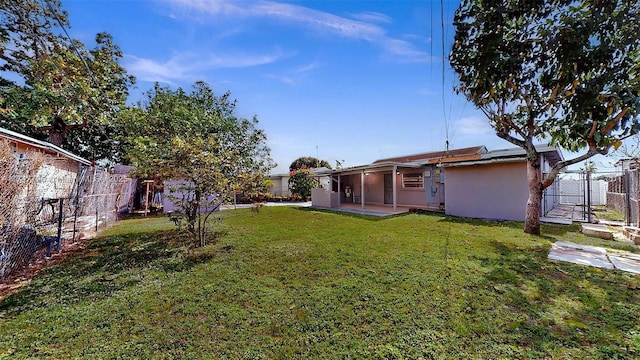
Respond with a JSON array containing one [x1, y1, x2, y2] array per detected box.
[[1, 207, 639, 359]]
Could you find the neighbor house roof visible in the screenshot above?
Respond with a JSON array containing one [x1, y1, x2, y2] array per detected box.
[[0, 126, 92, 166], [440, 145, 564, 168]]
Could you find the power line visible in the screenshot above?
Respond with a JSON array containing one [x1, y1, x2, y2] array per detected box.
[[440, 0, 449, 153], [41, 0, 101, 91]]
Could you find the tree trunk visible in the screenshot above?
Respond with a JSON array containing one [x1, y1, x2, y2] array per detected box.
[[524, 158, 543, 235]]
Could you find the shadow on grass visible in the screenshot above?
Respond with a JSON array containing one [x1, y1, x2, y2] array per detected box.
[[0, 228, 219, 315], [478, 240, 640, 358], [437, 215, 581, 237]]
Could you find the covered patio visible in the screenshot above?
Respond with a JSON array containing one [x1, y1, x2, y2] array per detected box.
[[313, 161, 434, 212]]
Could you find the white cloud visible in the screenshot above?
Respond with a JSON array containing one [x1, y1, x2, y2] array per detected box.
[[163, 0, 432, 62], [349, 11, 392, 24], [124, 49, 293, 83], [455, 116, 493, 136]]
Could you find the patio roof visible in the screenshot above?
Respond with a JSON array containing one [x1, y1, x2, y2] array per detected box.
[[321, 161, 423, 176]]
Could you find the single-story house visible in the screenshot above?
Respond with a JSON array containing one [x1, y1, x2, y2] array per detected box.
[[269, 167, 332, 197], [312, 144, 564, 222], [311, 146, 488, 210], [441, 145, 563, 221], [1, 126, 91, 199]]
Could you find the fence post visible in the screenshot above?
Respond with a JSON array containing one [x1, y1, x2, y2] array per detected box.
[[624, 170, 631, 226], [56, 198, 64, 252], [586, 171, 592, 223]]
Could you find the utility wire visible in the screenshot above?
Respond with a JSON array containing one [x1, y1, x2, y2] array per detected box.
[[440, 0, 449, 153], [41, 0, 102, 93]]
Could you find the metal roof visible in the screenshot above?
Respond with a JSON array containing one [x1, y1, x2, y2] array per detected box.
[[0, 126, 92, 165], [372, 145, 487, 164], [441, 145, 564, 168]]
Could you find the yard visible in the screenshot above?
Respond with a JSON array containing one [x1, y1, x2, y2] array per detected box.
[[1, 207, 639, 359]]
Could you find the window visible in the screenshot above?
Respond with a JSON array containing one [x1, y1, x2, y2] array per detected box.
[[402, 172, 424, 189]]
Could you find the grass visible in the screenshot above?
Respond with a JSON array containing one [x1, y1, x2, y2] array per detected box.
[[1, 207, 639, 359], [592, 205, 625, 222]]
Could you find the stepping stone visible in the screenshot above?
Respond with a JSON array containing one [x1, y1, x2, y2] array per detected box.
[[608, 253, 640, 274], [548, 242, 613, 269], [581, 223, 614, 240]]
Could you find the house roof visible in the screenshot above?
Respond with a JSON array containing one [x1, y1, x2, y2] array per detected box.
[[441, 145, 564, 168], [372, 145, 487, 164], [325, 145, 488, 175], [0, 126, 92, 166]]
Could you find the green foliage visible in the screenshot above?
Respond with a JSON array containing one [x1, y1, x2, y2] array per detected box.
[[288, 167, 317, 199], [125, 82, 273, 246], [289, 156, 332, 171], [0, 0, 134, 162], [1, 208, 639, 358], [450, 0, 640, 234], [451, 0, 640, 155]]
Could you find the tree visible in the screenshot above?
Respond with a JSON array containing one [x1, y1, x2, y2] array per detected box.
[[1, 0, 134, 162], [288, 168, 317, 200], [289, 156, 332, 171], [450, 0, 640, 234], [126, 82, 274, 247]]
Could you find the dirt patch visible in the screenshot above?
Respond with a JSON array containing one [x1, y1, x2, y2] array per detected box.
[[0, 239, 88, 299]]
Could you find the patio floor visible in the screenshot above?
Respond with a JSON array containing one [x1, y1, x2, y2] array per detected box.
[[315, 203, 443, 217], [542, 203, 590, 224]]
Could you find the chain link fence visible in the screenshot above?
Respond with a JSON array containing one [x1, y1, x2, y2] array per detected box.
[[1, 146, 135, 279], [607, 169, 640, 227]]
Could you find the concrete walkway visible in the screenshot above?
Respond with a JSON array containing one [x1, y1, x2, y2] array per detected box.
[[548, 241, 640, 274], [220, 201, 312, 210]]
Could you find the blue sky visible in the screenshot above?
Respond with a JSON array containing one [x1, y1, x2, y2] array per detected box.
[[62, 0, 615, 173]]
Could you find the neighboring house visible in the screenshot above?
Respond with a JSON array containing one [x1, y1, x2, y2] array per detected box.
[[1, 126, 91, 200], [312, 144, 565, 222], [441, 145, 563, 221], [312, 146, 488, 210], [269, 167, 332, 197]]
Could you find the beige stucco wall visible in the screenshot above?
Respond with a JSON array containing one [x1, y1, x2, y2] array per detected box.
[[445, 162, 528, 221], [269, 176, 290, 196], [364, 173, 384, 203]]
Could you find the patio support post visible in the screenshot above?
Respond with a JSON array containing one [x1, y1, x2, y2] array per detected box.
[[361, 170, 365, 209], [392, 165, 397, 210], [338, 175, 341, 204]]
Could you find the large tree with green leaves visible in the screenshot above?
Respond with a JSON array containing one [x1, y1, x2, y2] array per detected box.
[[289, 156, 332, 171], [0, 0, 134, 162], [288, 168, 318, 200], [127, 82, 274, 247], [450, 0, 640, 234]]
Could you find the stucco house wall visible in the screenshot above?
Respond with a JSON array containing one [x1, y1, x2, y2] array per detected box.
[[364, 173, 384, 203], [397, 171, 428, 206], [268, 175, 290, 196], [445, 162, 528, 221]]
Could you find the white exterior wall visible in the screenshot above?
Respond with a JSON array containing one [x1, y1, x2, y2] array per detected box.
[[269, 176, 290, 196], [35, 161, 79, 199], [445, 162, 528, 221]]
